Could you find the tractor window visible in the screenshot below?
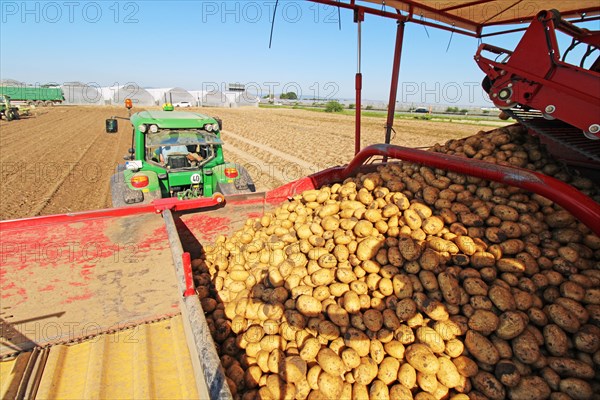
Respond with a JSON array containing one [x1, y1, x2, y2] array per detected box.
[[145, 129, 222, 147], [145, 130, 217, 170]]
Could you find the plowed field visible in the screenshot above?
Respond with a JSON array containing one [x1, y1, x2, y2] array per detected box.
[[0, 106, 498, 220]]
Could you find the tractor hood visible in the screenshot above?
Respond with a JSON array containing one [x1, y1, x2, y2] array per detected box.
[[131, 110, 218, 130]]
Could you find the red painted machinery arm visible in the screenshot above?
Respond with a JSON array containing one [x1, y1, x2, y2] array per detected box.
[[474, 10, 600, 138], [343, 144, 600, 236]]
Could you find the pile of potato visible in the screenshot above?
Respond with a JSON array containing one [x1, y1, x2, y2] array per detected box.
[[193, 124, 600, 400]]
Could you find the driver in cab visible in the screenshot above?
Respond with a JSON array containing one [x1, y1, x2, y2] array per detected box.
[[159, 145, 203, 165]]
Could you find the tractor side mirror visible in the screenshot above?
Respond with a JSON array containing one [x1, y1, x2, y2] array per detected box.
[[106, 118, 118, 133]]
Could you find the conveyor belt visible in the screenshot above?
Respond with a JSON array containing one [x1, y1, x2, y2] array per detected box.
[[506, 108, 600, 163], [0, 315, 199, 399]]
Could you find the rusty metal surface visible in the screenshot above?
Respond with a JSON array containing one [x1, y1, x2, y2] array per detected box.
[[0, 213, 181, 357]]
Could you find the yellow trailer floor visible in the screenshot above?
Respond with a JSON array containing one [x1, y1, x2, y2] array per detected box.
[[0, 315, 199, 399]]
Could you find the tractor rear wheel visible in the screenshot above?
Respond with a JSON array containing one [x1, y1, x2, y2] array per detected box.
[[12, 110, 20, 120], [5, 110, 14, 121]]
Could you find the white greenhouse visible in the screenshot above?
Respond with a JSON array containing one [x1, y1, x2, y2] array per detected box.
[[188, 90, 230, 108], [61, 82, 103, 105], [100, 85, 155, 106], [224, 91, 260, 108], [146, 88, 195, 105]]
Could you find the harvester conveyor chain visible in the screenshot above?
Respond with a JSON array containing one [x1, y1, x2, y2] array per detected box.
[[505, 109, 600, 163]]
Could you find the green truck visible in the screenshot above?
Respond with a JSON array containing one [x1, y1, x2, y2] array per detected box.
[[106, 105, 255, 206], [0, 85, 64, 106]]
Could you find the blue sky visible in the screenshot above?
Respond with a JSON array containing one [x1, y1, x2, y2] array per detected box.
[[1, 1, 598, 106]]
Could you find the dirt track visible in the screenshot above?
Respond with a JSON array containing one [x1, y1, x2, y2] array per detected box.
[[0, 106, 494, 220]]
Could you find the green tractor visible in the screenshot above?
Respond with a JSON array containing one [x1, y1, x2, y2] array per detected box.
[[0, 95, 20, 121], [106, 101, 255, 207]]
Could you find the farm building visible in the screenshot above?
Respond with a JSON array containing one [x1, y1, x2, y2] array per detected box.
[[61, 82, 103, 105], [146, 87, 195, 105], [100, 85, 155, 106], [188, 90, 230, 107]]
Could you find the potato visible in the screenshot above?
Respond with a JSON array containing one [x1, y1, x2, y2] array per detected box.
[[353, 357, 378, 385], [436, 357, 461, 388], [558, 378, 593, 400], [543, 324, 569, 357], [390, 384, 413, 399], [428, 237, 459, 253], [377, 357, 400, 385], [300, 337, 321, 361], [512, 329, 541, 365], [438, 272, 460, 305], [344, 328, 370, 357], [573, 324, 600, 353], [444, 338, 464, 358], [351, 383, 369, 400], [452, 355, 478, 378], [492, 204, 519, 221], [404, 208, 423, 230], [545, 304, 581, 333], [465, 330, 500, 365], [342, 291, 361, 314], [472, 371, 506, 400], [416, 372, 438, 393], [311, 268, 335, 286], [547, 357, 595, 379], [496, 311, 527, 340], [356, 236, 385, 261], [508, 376, 551, 400], [422, 216, 444, 235], [468, 309, 500, 335], [405, 344, 440, 374], [369, 379, 390, 400], [454, 235, 477, 255], [318, 371, 343, 399], [296, 295, 322, 317], [488, 285, 516, 311], [317, 348, 345, 376], [363, 309, 384, 332], [416, 326, 445, 354], [494, 360, 520, 387], [471, 251, 496, 268], [397, 362, 417, 389], [280, 355, 307, 383]]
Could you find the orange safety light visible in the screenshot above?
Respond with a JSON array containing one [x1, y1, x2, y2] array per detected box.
[[125, 98, 133, 109], [131, 175, 149, 188], [224, 168, 239, 179]]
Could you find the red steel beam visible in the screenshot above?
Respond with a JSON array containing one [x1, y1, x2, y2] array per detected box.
[[482, 7, 600, 27], [0, 194, 225, 230], [355, 73, 362, 154], [385, 19, 406, 145], [343, 144, 600, 235]]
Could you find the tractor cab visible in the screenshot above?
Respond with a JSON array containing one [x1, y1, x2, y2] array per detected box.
[[107, 100, 255, 207]]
